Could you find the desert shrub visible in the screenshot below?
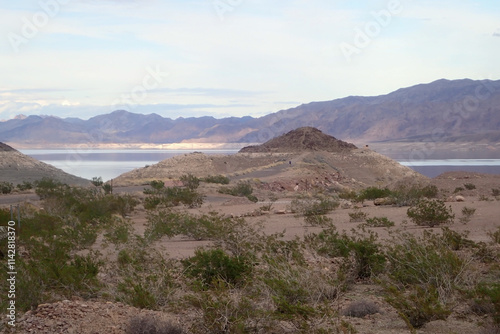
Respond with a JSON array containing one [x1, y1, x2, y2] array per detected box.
[[291, 196, 338, 226], [348, 209, 367, 222], [102, 182, 113, 194], [34, 177, 67, 199], [91, 176, 103, 187], [489, 227, 500, 244], [218, 181, 258, 202], [492, 188, 500, 197], [460, 206, 477, 224], [390, 183, 438, 206], [363, 216, 395, 228], [115, 239, 176, 310], [16, 180, 33, 191], [144, 186, 204, 209], [127, 315, 184, 334], [385, 284, 450, 329], [342, 300, 380, 318], [305, 227, 385, 280], [406, 198, 454, 227], [358, 187, 392, 201], [473, 283, 500, 324], [0, 181, 14, 194], [104, 218, 133, 244], [149, 180, 165, 190], [202, 175, 230, 184], [384, 230, 474, 304], [182, 248, 252, 289], [454, 187, 465, 193], [464, 183, 477, 190], [261, 257, 339, 321], [180, 173, 200, 190]]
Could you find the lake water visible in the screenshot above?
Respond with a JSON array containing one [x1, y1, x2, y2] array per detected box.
[[20, 149, 500, 181]]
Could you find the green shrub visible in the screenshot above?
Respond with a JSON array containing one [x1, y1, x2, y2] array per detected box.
[[149, 180, 165, 190], [384, 230, 473, 302], [364, 216, 395, 228], [16, 181, 33, 191], [464, 183, 476, 190], [182, 248, 252, 289], [390, 184, 438, 206], [305, 227, 385, 280], [218, 181, 258, 202], [473, 283, 500, 324], [385, 284, 451, 329], [144, 186, 204, 209], [348, 209, 367, 223], [180, 174, 200, 190], [0, 181, 14, 194], [454, 187, 465, 193], [460, 206, 477, 224], [407, 199, 454, 227], [358, 187, 392, 201], [91, 176, 103, 187], [489, 227, 500, 244], [202, 175, 230, 184]]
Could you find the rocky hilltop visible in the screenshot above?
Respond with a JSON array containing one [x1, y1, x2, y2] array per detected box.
[[0, 142, 90, 186], [239, 127, 357, 153], [113, 128, 426, 189]]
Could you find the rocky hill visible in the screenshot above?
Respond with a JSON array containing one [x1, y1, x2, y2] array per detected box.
[[239, 127, 357, 153], [1, 79, 499, 147], [0, 142, 90, 186], [113, 128, 426, 190]]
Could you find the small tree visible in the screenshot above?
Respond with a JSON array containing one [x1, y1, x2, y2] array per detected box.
[[91, 176, 103, 187], [407, 199, 454, 227]]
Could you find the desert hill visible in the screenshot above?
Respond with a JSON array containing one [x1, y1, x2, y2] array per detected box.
[[0, 142, 90, 186], [113, 128, 426, 189], [1, 79, 499, 148], [239, 127, 357, 153]]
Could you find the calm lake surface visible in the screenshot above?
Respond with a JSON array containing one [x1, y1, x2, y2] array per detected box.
[[20, 149, 500, 181]]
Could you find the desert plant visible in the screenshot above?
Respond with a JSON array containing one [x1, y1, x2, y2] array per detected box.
[[342, 300, 380, 318], [91, 176, 103, 187], [384, 230, 475, 304], [0, 181, 14, 194], [464, 183, 477, 190], [127, 315, 184, 334], [358, 187, 392, 201], [180, 173, 200, 190], [460, 206, 477, 224], [182, 248, 252, 289], [202, 175, 230, 184], [16, 180, 33, 191], [144, 186, 204, 209], [218, 181, 258, 202], [488, 227, 500, 244], [390, 183, 438, 206], [492, 188, 500, 197], [406, 198, 454, 227], [454, 187, 465, 193], [149, 180, 165, 190], [291, 196, 338, 226], [348, 209, 367, 223], [363, 216, 395, 228], [385, 284, 451, 329]]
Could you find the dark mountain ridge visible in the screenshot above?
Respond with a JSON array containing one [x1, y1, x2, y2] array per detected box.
[[1, 78, 499, 146]]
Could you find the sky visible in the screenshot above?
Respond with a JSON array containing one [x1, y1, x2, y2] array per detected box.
[[1, 0, 499, 120]]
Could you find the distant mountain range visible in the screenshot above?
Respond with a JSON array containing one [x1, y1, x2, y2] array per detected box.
[[1, 78, 499, 147]]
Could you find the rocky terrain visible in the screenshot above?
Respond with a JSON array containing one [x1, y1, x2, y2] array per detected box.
[[2, 79, 500, 147], [113, 127, 426, 190], [0, 142, 89, 186]]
